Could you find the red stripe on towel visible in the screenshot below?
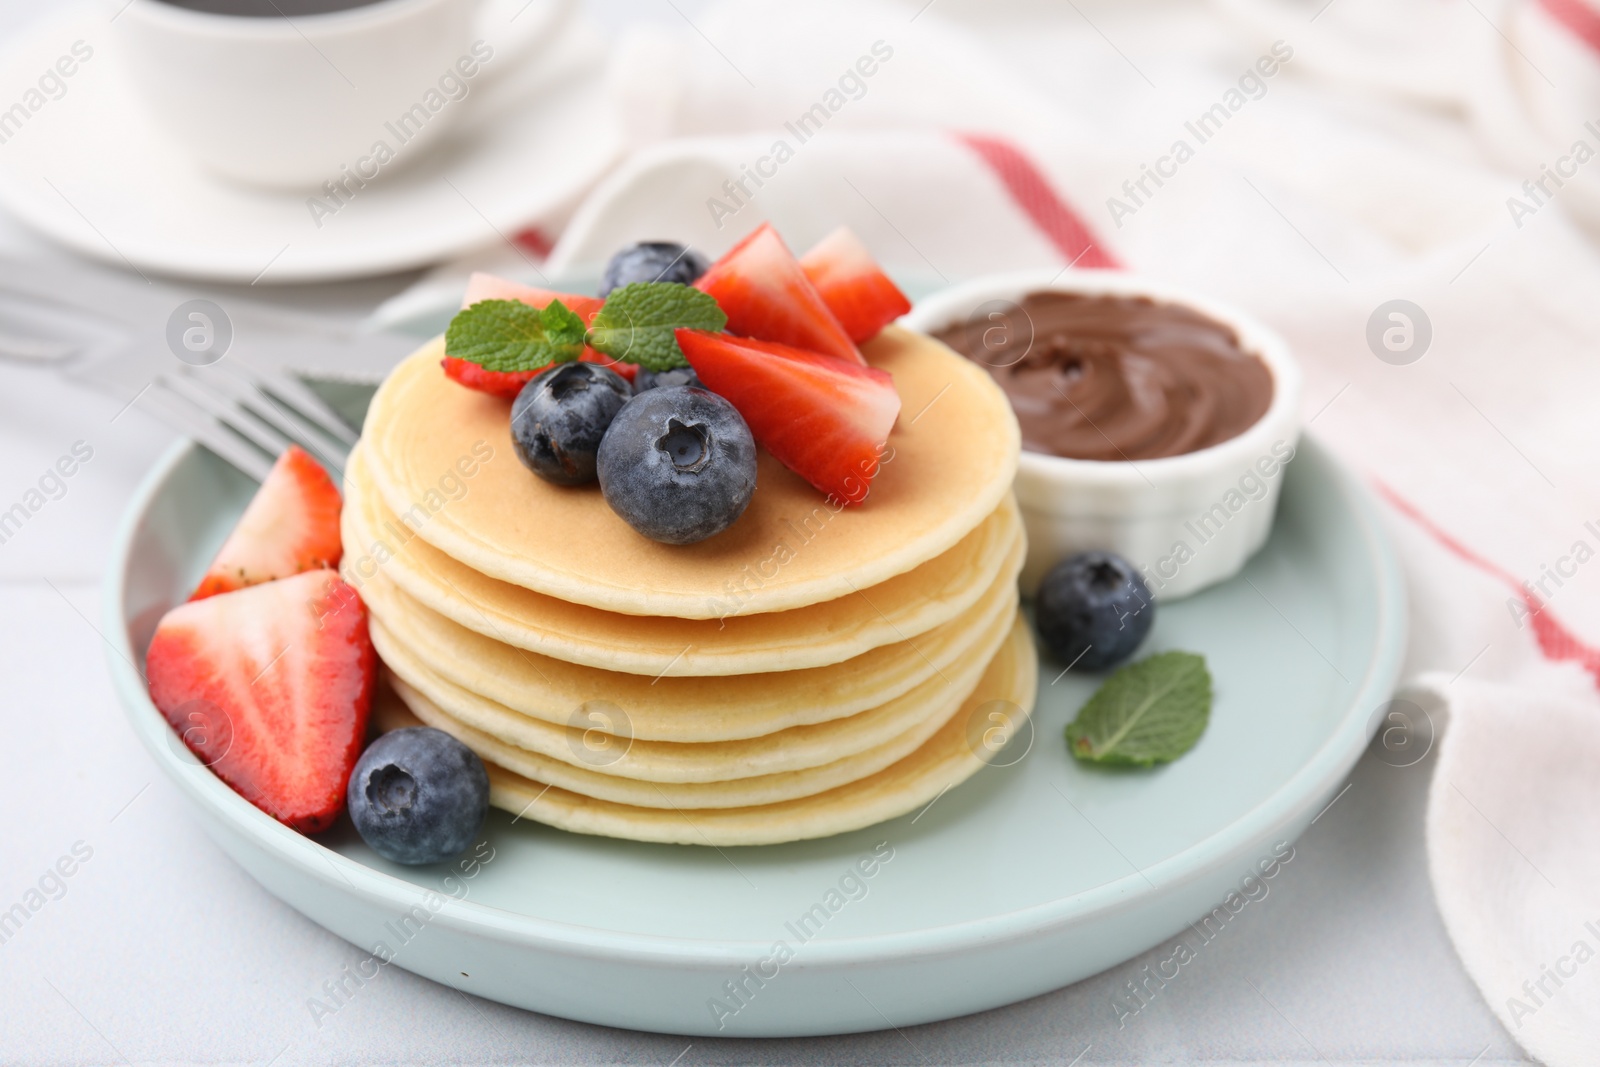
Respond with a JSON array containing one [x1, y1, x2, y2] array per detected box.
[[513, 226, 555, 260], [1377, 480, 1600, 689], [954, 132, 1121, 270], [1539, 0, 1600, 55]]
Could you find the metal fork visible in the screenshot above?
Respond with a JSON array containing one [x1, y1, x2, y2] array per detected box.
[[0, 257, 415, 483], [131, 359, 358, 482]]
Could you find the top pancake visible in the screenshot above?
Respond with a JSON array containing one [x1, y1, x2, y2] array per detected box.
[[360, 327, 1020, 619]]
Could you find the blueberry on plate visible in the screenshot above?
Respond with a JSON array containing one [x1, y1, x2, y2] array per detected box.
[[510, 362, 633, 486], [599, 241, 710, 298], [633, 366, 703, 392], [1035, 551, 1155, 671], [597, 386, 757, 545], [348, 727, 489, 866]]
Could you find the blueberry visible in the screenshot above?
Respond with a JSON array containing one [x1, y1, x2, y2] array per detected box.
[[599, 241, 709, 298], [597, 386, 756, 544], [634, 366, 703, 392], [510, 362, 632, 486], [1035, 551, 1155, 671], [348, 727, 489, 865]]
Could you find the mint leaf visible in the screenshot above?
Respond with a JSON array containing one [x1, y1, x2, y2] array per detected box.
[[541, 299, 588, 350], [1065, 651, 1211, 766], [587, 282, 727, 371], [445, 299, 585, 373]]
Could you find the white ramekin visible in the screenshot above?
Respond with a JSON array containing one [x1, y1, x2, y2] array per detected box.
[[903, 270, 1302, 601]]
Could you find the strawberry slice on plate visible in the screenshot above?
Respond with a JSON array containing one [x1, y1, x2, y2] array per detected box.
[[147, 569, 375, 833], [444, 273, 633, 397], [191, 445, 342, 600], [695, 224, 864, 365], [677, 329, 900, 504], [799, 227, 912, 343]]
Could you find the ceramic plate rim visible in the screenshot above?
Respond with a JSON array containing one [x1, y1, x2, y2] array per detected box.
[[104, 430, 1406, 967]]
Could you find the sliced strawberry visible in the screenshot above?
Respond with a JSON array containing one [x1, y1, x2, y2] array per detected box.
[[445, 274, 634, 396], [799, 227, 911, 343], [147, 569, 375, 833], [677, 329, 900, 504], [442, 350, 638, 397], [460, 272, 605, 320], [440, 357, 540, 400], [191, 445, 342, 600], [695, 224, 864, 365]]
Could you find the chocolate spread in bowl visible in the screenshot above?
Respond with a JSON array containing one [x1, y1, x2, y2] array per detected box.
[[932, 292, 1273, 461]]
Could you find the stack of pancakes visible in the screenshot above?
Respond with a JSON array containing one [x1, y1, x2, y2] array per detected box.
[[341, 327, 1035, 846]]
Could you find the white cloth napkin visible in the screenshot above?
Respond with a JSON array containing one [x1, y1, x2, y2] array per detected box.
[[379, 2, 1600, 1060]]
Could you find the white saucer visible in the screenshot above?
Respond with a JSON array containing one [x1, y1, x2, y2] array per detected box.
[[0, 4, 624, 284]]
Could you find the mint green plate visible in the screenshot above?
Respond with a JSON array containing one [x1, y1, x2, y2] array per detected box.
[[104, 419, 1404, 1036]]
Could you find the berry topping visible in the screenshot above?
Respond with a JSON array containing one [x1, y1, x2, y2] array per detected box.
[[597, 386, 757, 544], [440, 357, 541, 400], [1035, 551, 1155, 672], [694, 223, 864, 365], [599, 242, 710, 298], [146, 569, 375, 833], [676, 330, 899, 505], [348, 727, 490, 865], [799, 226, 912, 343], [443, 275, 633, 398], [190, 445, 342, 600], [633, 366, 703, 392], [509, 362, 633, 486]]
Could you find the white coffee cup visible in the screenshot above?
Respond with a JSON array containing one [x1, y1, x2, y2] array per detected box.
[[112, 0, 567, 190]]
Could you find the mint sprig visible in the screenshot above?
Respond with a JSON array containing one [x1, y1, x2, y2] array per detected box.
[[445, 299, 587, 373], [588, 283, 727, 372], [443, 283, 726, 375], [1065, 651, 1211, 766], [540, 299, 589, 350]]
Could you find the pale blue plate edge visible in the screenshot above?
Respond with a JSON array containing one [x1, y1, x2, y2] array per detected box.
[[101, 430, 1407, 968]]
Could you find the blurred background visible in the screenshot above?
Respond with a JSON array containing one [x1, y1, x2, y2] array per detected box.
[[4, 0, 1599, 1063], [3, 0, 1596, 585]]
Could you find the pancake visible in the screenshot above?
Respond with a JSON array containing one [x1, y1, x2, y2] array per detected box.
[[343, 444, 1024, 677], [374, 618, 1038, 846], [369, 593, 1016, 783], [358, 327, 1020, 619], [354, 531, 1021, 742], [385, 666, 983, 809]]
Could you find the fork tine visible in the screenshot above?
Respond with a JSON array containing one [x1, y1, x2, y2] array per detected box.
[[137, 386, 275, 482], [159, 374, 297, 460], [191, 367, 350, 472], [230, 361, 360, 446]]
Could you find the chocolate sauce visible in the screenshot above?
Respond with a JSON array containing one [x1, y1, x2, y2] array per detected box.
[[934, 292, 1272, 461]]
